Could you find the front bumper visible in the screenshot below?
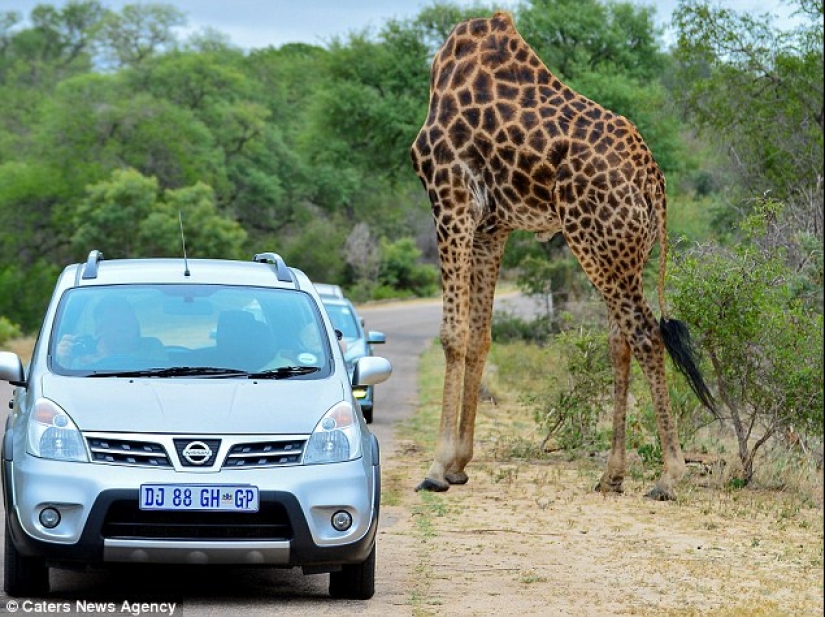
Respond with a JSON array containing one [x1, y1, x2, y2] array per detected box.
[[4, 448, 379, 570]]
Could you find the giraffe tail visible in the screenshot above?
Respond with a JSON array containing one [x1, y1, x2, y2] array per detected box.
[[654, 189, 718, 417]]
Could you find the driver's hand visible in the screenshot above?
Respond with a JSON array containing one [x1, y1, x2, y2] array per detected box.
[[56, 334, 77, 364]]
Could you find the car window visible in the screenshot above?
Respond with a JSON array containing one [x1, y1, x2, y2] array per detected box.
[[322, 302, 361, 340], [49, 284, 332, 376]]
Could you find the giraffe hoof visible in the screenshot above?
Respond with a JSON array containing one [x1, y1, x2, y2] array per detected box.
[[416, 478, 450, 492], [645, 485, 676, 501], [446, 471, 469, 485], [594, 480, 623, 495]]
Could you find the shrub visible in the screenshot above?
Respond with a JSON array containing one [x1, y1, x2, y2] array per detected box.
[[0, 316, 22, 346], [668, 201, 824, 484]]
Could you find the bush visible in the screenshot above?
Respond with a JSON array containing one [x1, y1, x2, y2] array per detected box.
[[668, 201, 824, 484], [491, 311, 555, 344], [0, 316, 22, 346], [526, 327, 613, 451]]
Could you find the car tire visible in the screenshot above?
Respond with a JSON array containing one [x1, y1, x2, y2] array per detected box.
[[4, 524, 49, 597], [329, 542, 376, 600], [362, 406, 373, 424]]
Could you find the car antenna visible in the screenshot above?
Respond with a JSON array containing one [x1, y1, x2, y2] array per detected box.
[[179, 210, 191, 277]]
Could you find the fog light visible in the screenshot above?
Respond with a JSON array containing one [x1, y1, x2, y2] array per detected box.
[[353, 388, 367, 399], [331, 510, 353, 532], [39, 507, 61, 529]]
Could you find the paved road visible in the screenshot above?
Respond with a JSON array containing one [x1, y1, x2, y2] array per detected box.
[[0, 292, 532, 614]]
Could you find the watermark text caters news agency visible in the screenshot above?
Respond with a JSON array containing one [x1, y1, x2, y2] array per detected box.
[[5, 600, 178, 615]]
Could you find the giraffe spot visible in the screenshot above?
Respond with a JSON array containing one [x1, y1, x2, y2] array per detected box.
[[516, 151, 541, 172], [458, 88, 473, 106], [518, 86, 538, 109], [502, 185, 520, 203], [418, 159, 434, 181], [512, 169, 531, 194], [506, 125, 525, 143], [449, 117, 474, 147], [521, 110, 539, 130], [473, 72, 494, 104], [499, 146, 515, 165], [496, 83, 519, 100], [527, 129, 546, 152], [454, 39, 477, 59], [482, 107, 497, 132], [481, 36, 510, 67], [438, 95, 459, 125], [463, 106, 481, 128], [496, 101, 517, 120]]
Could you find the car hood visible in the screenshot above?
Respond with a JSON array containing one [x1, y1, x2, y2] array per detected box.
[[40, 374, 346, 434]]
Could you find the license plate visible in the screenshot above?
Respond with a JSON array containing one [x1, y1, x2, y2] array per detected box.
[[139, 484, 259, 512]]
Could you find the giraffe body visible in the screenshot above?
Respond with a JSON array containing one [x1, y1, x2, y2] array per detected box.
[[410, 12, 712, 500]]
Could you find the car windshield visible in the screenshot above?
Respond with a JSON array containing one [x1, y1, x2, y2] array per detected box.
[[49, 284, 332, 378], [322, 302, 362, 340]]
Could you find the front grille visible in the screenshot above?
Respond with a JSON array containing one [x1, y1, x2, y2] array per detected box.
[[173, 438, 221, 467], [223, 440, 306, 468], [102, 499, 293, 540], [87, 438, 171, 467]]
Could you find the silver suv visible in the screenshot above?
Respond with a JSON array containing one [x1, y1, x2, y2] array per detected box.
[[0, 251, 392, 599]]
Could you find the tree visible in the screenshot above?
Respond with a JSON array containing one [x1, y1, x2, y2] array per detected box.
[[71, 168, 246, 259], [668, 201, 823, 484], [98, 2, 184, 69], [673, 0, 824, 241], [517, 0, 666, 82], [344, 222, 381, 296]]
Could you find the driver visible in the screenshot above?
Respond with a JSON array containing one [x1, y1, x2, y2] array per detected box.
[[57, 297, 164, 367]]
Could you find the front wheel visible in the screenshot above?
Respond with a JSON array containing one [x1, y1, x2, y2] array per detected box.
[[4, 524, 49, 597], [329, 543, 376, 600]]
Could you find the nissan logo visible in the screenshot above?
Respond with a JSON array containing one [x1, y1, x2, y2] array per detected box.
[[182, 441, 213, 465]]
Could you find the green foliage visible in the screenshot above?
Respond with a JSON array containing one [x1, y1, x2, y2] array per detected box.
[[0, 316, 22, 346], [526, 328, 613, 451], [71, 168, 246, 259], [673, 0, 823, 223], [377, 237, 439, 297], [491, 312, 554, 344], [0, 261, 61, 334], [668, 200, 824, 483], [0, 0, 820, 337], [278, 215, 349, 284], [517, 0, 666, 81]]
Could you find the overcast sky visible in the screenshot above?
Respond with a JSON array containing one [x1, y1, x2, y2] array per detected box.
[[3, 1, 805, 50]]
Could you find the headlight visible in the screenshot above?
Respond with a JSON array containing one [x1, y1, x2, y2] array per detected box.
[[27, 398, 89, 462], [303, 401, 362, 465]]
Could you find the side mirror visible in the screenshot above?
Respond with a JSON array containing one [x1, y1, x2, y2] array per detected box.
[[0, 351, 25, 387], [352, 356, 392, 387], [366, 331, 386, 345]]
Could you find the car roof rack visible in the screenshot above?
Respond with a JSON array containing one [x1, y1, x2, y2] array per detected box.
[[81, 250, 104, 280], [252, 252, 293, 283]]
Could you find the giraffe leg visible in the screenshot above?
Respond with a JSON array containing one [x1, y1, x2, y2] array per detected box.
[[416, 200, 475, 493], [446, 233, 507, 485], [603, 289, 686, 501], [595, 318, 631, 495], [417, 300, 470, 492]]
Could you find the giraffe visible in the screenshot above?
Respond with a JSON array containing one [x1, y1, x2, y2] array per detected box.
[[410, 11, 714, 501]]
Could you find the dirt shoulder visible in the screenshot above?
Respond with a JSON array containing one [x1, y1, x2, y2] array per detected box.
[[375, 352, 823, 617]]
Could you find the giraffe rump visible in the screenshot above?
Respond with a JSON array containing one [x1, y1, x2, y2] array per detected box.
[[659, 317, 716, 415]]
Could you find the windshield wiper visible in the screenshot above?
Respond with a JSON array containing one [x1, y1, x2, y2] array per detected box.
[[86, 366, 248, 378], [245, 366, 321, 379]]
